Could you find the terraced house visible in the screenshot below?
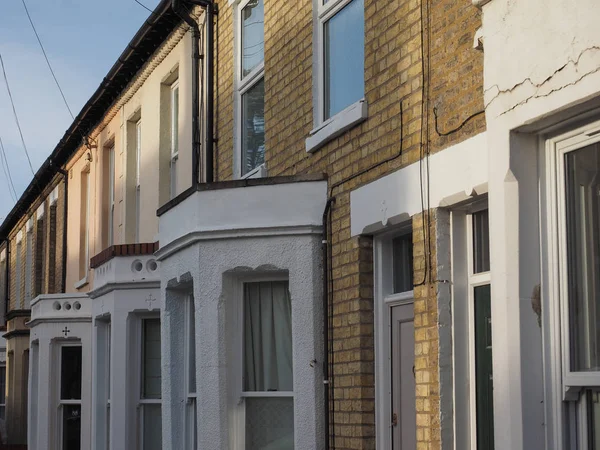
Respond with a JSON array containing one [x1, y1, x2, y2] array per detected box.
[[0, 0, 599, 448]]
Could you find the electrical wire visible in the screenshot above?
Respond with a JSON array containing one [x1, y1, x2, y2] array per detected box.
[[20, 0, 74, 120], [0, 137, 18, 203], [0, 52, 35, 176], [433, 107, 484, 137], [133, 0, 154, 13]]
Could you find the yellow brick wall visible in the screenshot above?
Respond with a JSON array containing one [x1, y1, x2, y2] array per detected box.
[[213, 0, 483, 447]]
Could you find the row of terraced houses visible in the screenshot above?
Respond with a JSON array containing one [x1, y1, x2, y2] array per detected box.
[[0, 0, 599, 448]]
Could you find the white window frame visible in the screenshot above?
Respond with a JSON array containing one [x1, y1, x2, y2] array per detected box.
[[544, 118, 600, 449], [307, 0, 367, 153], [234, 0, 266, 179], [135, 119, 142, 243], [170, 80, 179, 199], [56, 343, 83, 450], [374, 225, 414, 450], [231, 274, 293, 449], [135, 315, 161, 450], [107, 145, 115, 247], [24, 218, 33, 306], [184, 294, 197, 449], [76, 169, 91, 288]]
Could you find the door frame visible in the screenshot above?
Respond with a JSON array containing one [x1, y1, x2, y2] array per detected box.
[[374, 228, 415, 450]]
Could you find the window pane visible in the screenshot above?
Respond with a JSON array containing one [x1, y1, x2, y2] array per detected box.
[[188, 296, 196, 394], [241, 0, 264, 78], [393, 234, 413, 293], [565, 143, 600, 372], [171, 85, 179, 155], [474, 284, 495, 449], [472, 209, 490, 273], [241, 79, 265, 175], [324, 0, 364, 119], [246, 397, 294, 450], [244, 281, 293, 392], [61, 347, 82, 400], [62, 404, 81, 450], [142, 319, 162, 399], [142, 404, 162, 450]]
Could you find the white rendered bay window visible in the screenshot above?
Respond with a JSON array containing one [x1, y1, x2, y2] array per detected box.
[[235, 280, 294, 449], [307, 0, 366, 153], [235, 0, 265, 177], [546, 121, 600, 448]]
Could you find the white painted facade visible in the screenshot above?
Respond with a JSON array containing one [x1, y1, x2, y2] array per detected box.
[[157, 178, 327, 450]]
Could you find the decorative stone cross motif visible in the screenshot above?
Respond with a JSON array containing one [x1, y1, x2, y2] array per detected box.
[[62, 326, 71, 337], [146, 294, 157, 311]]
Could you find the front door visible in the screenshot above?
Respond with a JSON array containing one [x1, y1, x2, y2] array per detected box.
[[391, 303, 416, 449]]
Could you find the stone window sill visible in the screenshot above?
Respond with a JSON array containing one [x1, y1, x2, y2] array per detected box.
[[74, 276, 88, 290], [305, 99, 368, 153]]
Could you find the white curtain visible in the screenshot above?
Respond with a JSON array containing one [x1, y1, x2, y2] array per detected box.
[[244, 281, 293, 392]]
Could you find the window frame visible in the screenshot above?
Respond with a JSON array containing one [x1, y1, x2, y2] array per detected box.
[[234, 0, 266, 179], [232, 273, 294, 449], [56, 343, 83, 450], [170, 80, 180, 199], [544, 119, 600, 449], [24, 218, 33, 306], [307, 0, 367, 153], [107, 145, 115, 247], [373, 225, 414, 450], [15, 231, 22, 306], [183, 294, 197, 449], [135, 119, 142, 243]]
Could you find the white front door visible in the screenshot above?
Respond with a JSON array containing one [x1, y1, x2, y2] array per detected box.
[[391, 303, 416, 450]]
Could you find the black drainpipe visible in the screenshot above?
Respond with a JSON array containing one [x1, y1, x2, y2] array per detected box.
[[322, 197, 334, 450], [172, 0, 216, 184], [57, 168, 68, 291]]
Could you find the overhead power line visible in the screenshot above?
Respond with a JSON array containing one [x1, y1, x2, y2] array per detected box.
[[133, 0, 154, 13], [20, 0, 74, 120], [0, 52, 36, 176], [0, 137, 18, 203]]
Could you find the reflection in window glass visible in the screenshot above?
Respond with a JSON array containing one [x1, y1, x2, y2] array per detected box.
[[241, 79, 265, 175], [61, 347, 82, 400], [472, 210, 490, 274], [246, 397, 294, 450], [143, 319, 162, 399], [62, 404, 81, 450], [565, 143, 600, 372], [324, 0, 364, 119], [241, 0, 264, 78], [392, 234, 413, 293]]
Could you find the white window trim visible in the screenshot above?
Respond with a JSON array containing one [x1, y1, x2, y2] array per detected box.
[[543, 119, 600, 449], [170, 80, 180, 200], [374, 226, 413, 450], [135, 119, 142, 243], [56, 342, 83, 450], [234, 0, 266, 179], [231, 273, 293, 449], [307, 0, 367, 153]]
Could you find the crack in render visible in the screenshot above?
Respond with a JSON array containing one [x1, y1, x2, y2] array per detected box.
[[483, 45, 600, 113]]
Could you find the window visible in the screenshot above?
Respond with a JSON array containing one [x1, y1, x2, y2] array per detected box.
[[238, 280, 294, 449], [104, 145, 115, 247], [94, 320, 111, 450], [15, 231, 22, 306], [451, 206, 494, 450], [184, 295, 196, 449], [139, 318, 161, 450], [59, 345, 82, 450], [24, 219, 33, 306], [0, 362, 5, 420], [547, 123, 600, 448], [170, 81, 179, 199], [0, 249, 6, 315], [307, 0, 366, 153], [35, 204, 45, 297], [236, 0, 265, 177], [135, 120, 142, 243], [78, 170, 90, 283]]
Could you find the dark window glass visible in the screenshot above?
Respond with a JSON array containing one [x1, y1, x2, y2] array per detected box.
[[142, 319, 162, 399], [473, 210, 490, 273], [62, 404, 81, 450], [393, 234, 413, 293], [60, 347, 82, 400], [241, 78, 265, 175]]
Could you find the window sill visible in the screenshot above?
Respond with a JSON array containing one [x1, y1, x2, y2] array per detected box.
[[74, 276, 88, 290], [241, 163, 267, 180], [305, 99, 368, 153]]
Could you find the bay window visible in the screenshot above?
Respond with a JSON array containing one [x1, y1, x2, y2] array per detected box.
[[237, 280, 294, 449], [236, 0, 265, 177]]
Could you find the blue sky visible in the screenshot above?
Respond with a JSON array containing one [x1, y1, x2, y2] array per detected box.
[[0, 0, 162, 220]]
